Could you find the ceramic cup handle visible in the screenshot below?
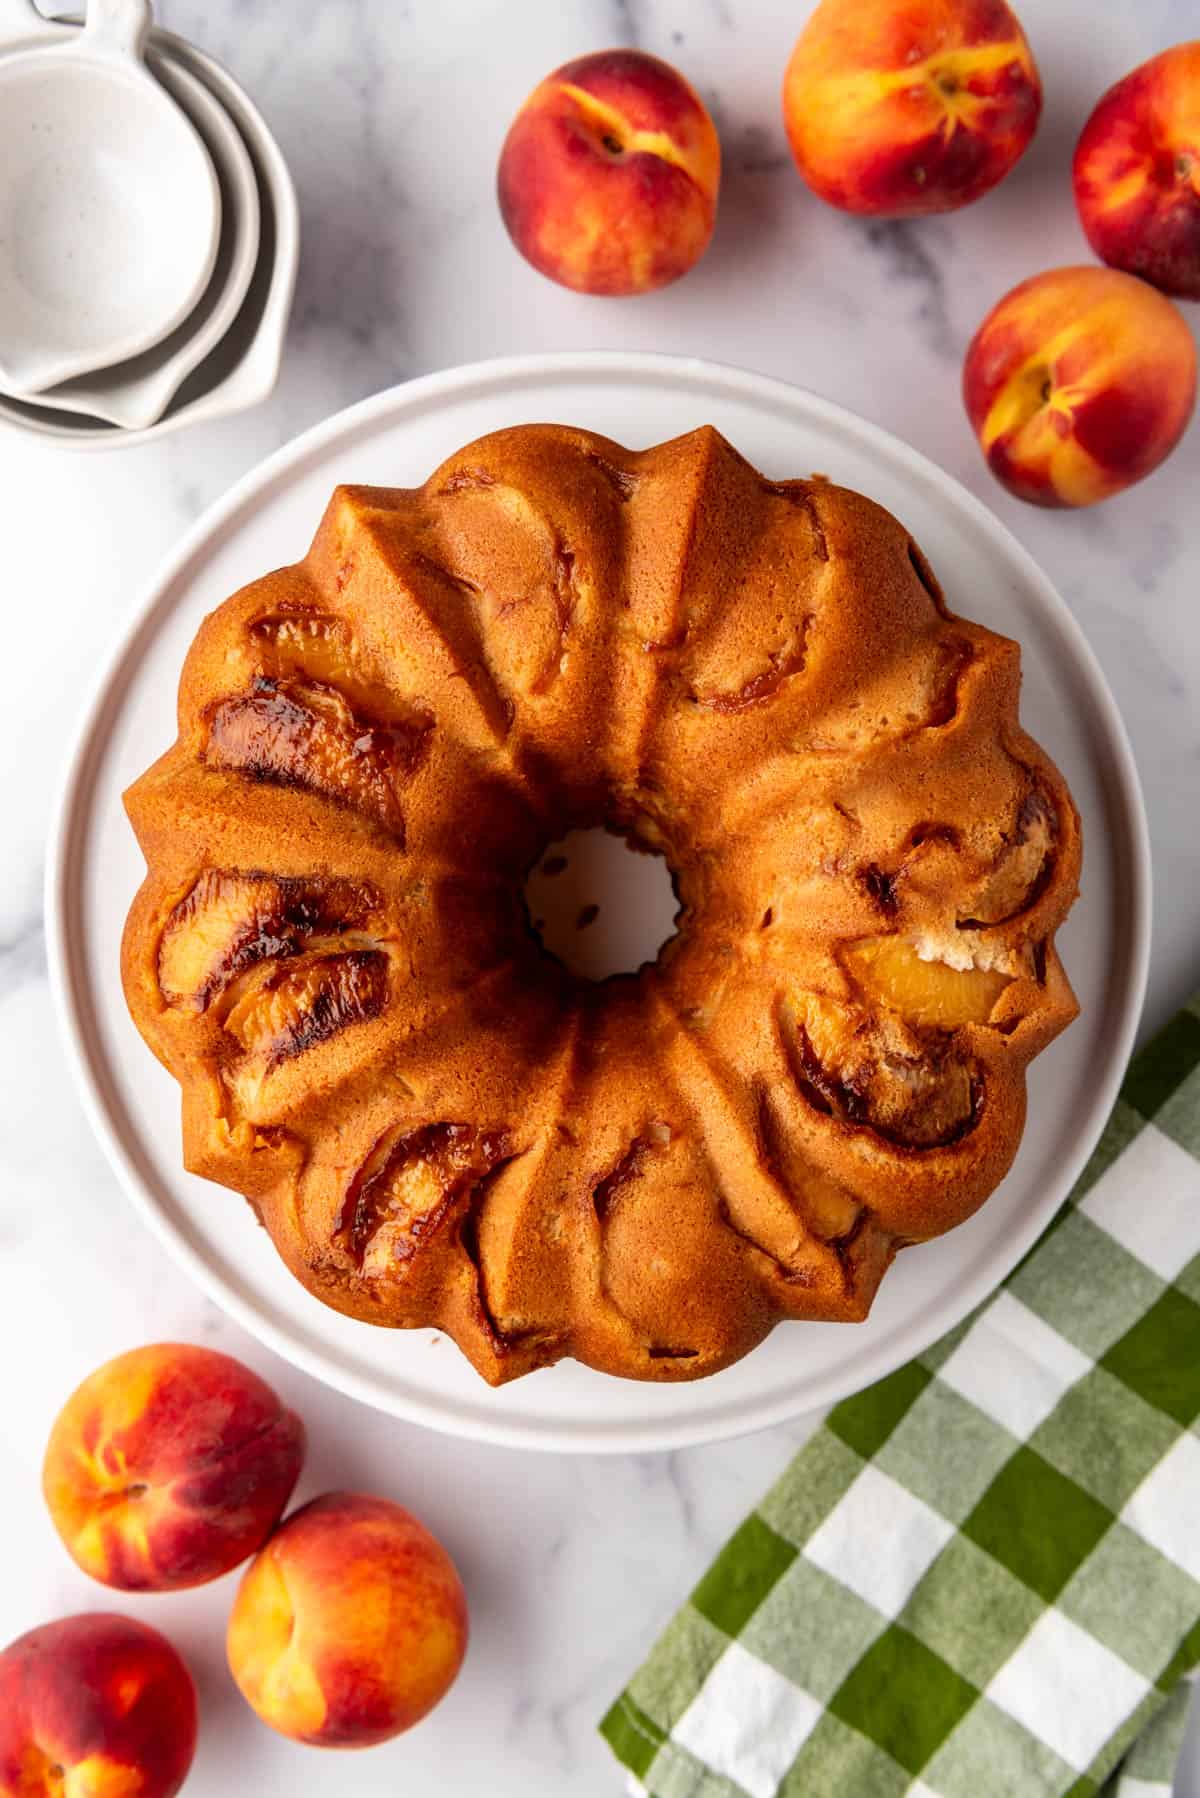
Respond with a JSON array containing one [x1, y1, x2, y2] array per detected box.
[[83, 0, 150, 59]]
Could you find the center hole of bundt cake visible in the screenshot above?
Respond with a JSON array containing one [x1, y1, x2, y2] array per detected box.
[[524, 828, 681, 982]]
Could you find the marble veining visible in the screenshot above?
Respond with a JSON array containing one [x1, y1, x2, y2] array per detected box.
[[3, 2, 1199, 1792]]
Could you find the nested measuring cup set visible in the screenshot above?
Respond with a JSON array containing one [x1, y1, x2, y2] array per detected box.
[[0, 0, 298, 442]]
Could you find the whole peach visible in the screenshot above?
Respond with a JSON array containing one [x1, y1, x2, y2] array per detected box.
[[1074, 43, 1200, 299], [497, 49, 720, 295], [783, 0, 1041, 217], [227, 1491, 468, 1747], [963, 265, 1197, 506], [0, 1614, 196, 1798], [43, 1343, 305, 1592]]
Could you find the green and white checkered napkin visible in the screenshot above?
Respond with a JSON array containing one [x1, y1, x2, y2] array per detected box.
[[602, 996, 1200, 1798]]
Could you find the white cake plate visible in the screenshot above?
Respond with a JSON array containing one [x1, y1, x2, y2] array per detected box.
[[46, 353, 1150, 1453]]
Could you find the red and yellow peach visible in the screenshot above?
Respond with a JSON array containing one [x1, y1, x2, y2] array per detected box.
[[962, 265, 1197, 505], [227, 1491, 468, 1747], [1074, 42, 1200, 300], [0, 1613, 197, 1798], [497, 49, 720, 295], [43, 1343, 304, 1593], [783, 0, 1042, 217]]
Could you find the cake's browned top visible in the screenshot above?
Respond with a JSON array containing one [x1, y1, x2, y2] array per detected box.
[[121, 424, 1081, 1385]]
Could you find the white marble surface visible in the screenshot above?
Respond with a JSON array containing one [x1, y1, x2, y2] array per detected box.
[[2, 1, 1199, 1791]]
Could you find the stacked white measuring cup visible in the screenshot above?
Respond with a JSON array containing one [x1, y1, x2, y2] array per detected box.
[[0, 0, 298, 444]]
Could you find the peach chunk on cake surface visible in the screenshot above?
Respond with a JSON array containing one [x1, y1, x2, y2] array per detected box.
[[227, 1491, 468, 1748], [963, 265, 1197, 506], [0, 1613, 196, 1798], [43, 1343, 305, 1592], [783, 0, 1041, 217], [497, 48, 720, 295], [1074, 42, 1200, 300]]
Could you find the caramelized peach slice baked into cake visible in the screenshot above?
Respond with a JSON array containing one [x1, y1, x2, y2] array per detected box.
[[121, 425, 1081, 1385]]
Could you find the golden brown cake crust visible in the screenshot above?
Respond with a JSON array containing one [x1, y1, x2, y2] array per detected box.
[[121, 424, 1081, 1385]]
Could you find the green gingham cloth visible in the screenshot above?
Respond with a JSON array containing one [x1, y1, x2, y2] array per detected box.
[[601, 996, 1200, 1798]]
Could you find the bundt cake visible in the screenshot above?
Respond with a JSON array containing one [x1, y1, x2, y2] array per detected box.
[[121, 423, 1081, 1386]]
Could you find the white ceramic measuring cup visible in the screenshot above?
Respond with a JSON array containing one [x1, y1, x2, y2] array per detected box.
[[0, 10, 299, 447], [0, 0, 220, 394], [30, 58, 260, 428]]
